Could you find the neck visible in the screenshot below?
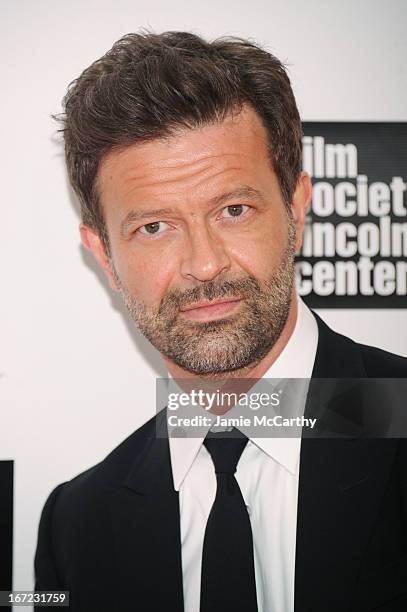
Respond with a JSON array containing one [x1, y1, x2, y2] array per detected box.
[[164, 291, 298, 382]]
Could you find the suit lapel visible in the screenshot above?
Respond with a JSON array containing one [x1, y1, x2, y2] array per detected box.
[[294, 314, 398, 611], [109, 411, 184, 612]]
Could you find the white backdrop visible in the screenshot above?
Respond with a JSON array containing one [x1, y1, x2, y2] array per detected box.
[[1, 0, 407, 601]]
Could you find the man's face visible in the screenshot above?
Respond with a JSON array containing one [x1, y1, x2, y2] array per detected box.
[[83, 106, 310, 375]]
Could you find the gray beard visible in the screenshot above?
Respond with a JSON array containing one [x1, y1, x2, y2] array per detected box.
[[111, 220, 296, 376]]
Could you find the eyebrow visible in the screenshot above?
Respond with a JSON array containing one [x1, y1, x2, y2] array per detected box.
[[119, 185, 263, 238]]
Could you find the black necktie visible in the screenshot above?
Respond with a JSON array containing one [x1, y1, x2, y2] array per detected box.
[[200, 429, 258, 612]]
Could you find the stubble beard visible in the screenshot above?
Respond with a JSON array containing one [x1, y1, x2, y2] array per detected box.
[[111, 219, 296, 376]]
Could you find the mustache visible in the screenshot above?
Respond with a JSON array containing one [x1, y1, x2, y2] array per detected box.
[[157, 276, 262, 314]]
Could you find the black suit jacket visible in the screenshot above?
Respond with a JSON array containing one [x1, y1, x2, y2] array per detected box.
[[34, 313, 407, 611]]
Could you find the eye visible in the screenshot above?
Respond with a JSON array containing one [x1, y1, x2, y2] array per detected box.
[[220, 204, 250, 219], [138, 221, 170, 235]]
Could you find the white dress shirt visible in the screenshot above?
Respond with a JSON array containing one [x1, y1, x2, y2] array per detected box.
[[168, 295, 319, 612]]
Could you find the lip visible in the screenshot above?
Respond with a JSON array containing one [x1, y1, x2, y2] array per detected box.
[[180, 297, 242, 312], [180, 297, 243, 322]]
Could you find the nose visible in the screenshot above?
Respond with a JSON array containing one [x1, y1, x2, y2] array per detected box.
[[180, 223, 231, 282]]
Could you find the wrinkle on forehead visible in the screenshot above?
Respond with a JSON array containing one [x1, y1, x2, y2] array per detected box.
[[123, 165, 246, 202], [97, 106, 271, 207]]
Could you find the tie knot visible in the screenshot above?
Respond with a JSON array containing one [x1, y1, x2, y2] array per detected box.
[[203, 429, 248, 474]]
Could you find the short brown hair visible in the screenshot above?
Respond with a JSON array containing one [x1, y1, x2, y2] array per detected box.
[[59, 31, 302, 254]]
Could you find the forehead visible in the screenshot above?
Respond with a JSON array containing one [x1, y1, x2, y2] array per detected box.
[[97, 106, 273, 211]]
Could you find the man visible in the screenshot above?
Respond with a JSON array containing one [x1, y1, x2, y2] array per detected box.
[[35, 31, 407, 612]]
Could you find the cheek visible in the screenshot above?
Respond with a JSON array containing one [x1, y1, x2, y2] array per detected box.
[[112, 246, 177, 306], [226, 217, 288, 278]]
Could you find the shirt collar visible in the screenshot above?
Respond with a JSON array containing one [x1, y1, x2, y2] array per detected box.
[[168, 295, 319, 489]]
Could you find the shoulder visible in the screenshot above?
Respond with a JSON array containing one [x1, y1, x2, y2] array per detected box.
[[312, 310, 407, 378], [45, 412, 158, 520], [357, 343, 407, 377], [35, 413, 164, 582]]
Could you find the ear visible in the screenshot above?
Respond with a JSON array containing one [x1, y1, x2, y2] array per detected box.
[[79, 223, 118, 291], [290, 171, 312, 252]]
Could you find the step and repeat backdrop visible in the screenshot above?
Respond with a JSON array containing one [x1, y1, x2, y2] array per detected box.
[[0, 462, 13, 604], [1, 1, 406, 608], [298, 123, 406, 308]]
